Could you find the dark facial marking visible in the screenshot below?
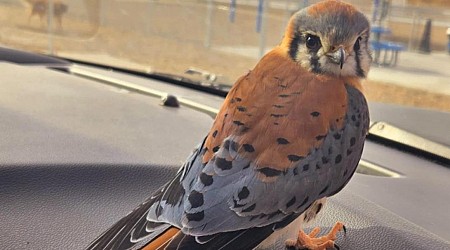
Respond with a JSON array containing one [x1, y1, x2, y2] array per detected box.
[[310, 55, 322, 74], [212, 130, 218, 138], [288, 31, 302, 60], [354, 39, 366, 78], [212, 146, 220, 153]]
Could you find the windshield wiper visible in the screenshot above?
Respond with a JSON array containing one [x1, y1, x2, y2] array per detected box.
[[61, 57, 230, 97], [367, 121, 450, 166]]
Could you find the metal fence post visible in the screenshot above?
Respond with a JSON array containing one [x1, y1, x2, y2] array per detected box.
[[47, 0, 54, 55], [204, 0, 213, 48], [258, 0, 269, 58]]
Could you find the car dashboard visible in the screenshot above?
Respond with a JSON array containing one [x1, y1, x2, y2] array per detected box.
[[0, 48, 449, 249]]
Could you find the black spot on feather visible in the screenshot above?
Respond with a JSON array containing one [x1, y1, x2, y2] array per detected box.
[[188, 191, 204, 208], [303, 164, 309, 171], [243, 144, 255, 152], [286, 197, 296, 208], [278, 94, 290, 98], [233, 120, 244, 126], [230, 141, 239, 152], [212, 130, 218, 138], [268, 211, 282, 220], [233, 199, 245, 208], [277, 138, 289, 145], [258, 167, 283, 177], [186, 211, 204, 222], [288, 155, 303, 162], [270, 114, 286, 118], [316, 203, 323, 214], [242, 204, 256, 213], [238, 187, 250, 200], [216, 157, 232, 171], [316, 134, 326, 141], [273, 105, 284, 108], [310, 111, 320, 117], [335, 154, 342, 164], [237, 106, 247, 112], [212, 146, 220, 153], [200, 173, 213, 186], [350, 137, 356, 146]]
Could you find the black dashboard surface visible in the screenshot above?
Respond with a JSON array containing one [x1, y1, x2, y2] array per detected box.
[[0, 62, 449, 249]]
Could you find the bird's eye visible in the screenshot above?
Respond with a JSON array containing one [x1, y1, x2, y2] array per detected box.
[[354, 36, 362, 51], [305, 35, 321, 50]]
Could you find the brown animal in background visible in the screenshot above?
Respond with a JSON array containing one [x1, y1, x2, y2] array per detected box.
[[27, 0, 68, 29]]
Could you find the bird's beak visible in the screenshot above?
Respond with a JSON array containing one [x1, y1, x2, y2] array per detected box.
[[327, 47, 346, 69]]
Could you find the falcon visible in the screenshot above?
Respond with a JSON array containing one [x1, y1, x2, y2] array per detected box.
[[87, 0, 371, 249]]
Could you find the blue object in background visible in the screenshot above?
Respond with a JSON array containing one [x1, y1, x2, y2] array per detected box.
[[256, 0, 264, 33], [229, 0, 236, 23]]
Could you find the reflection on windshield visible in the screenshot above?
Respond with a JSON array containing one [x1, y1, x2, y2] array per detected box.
[[0, 0, 449, 111]]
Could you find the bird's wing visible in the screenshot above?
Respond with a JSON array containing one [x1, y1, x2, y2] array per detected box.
[[147, 49, 369, 236], [86, 49, 369, 250]]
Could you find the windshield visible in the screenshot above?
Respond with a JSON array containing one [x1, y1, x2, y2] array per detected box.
[[0, 0, 449, 112]]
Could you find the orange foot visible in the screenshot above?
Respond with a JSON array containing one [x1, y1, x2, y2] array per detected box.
[[285, 222, 346, 250]]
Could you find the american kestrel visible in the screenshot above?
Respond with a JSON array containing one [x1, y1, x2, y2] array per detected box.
[[87, 0, 371, 249]]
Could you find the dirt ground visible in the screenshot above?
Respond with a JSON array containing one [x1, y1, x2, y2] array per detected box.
[[0, 2, 448, 112]]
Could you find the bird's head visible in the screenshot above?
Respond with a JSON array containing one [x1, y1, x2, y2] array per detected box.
[[281, 0, 372, 78]]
